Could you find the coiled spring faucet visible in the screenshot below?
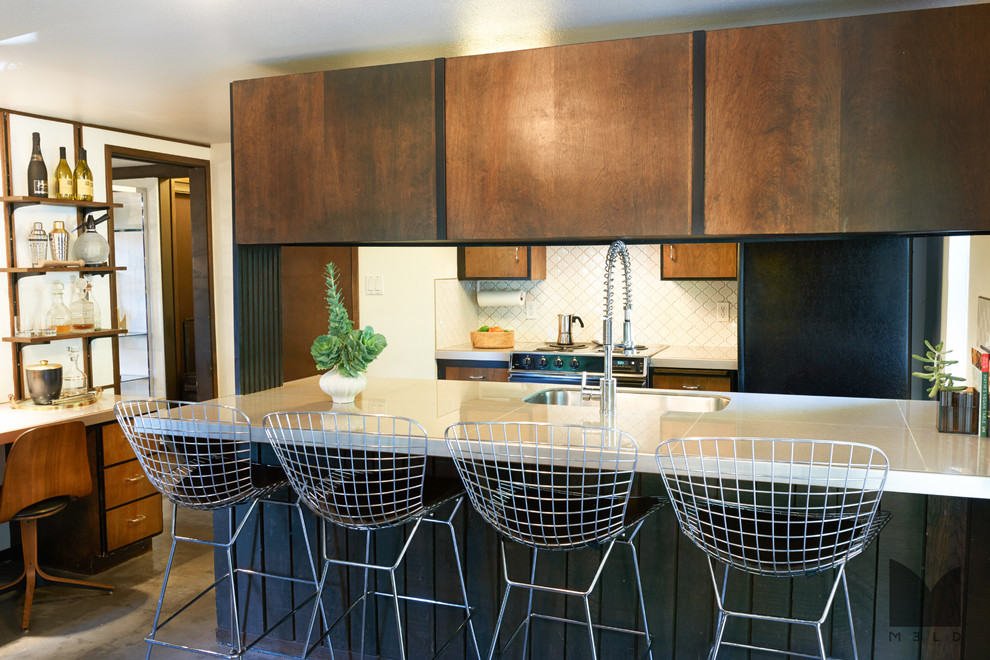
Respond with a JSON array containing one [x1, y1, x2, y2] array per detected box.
[[601, 240, 635, 419]]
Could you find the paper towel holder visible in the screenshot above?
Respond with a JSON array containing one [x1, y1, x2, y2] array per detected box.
[[475, 282, 526, 307]]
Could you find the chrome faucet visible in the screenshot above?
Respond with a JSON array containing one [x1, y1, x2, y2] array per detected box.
[[601, 240, 634, 419]]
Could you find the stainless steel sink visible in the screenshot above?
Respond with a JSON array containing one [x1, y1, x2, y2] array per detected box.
[[523, 387, 730, 412]]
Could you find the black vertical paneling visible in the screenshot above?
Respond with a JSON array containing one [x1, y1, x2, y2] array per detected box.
[[236, 245, 282, 394], [215, 470, 990, 660]]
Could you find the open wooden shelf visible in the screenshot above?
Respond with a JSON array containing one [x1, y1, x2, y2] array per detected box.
[[0, 196, 122, 212], [2, 328, 126, 344]]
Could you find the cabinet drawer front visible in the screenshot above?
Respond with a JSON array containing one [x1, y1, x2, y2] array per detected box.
[[104, 460, 157, 509], [102, 422, 137, 466], [106, 495, 163, 551], [652, 373, 733, 393], [445, 366, 509, 383]]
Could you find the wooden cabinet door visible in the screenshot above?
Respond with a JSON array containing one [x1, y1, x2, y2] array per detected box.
[[661, 243, 737, 279], [458, 246, 546, 280], [233, 60, 440, 243], [706, 4, 990, 235], [838, 5, 990, 233], [446, 34, 694, 240], [705, 19, 841, 235]]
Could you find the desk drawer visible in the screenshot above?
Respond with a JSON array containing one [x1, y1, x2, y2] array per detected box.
[[103, 422, 137, 466], [104, 460, 157, 509], [106, 495, 163, 551]]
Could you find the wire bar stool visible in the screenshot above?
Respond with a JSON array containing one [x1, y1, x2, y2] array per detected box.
[[114, 400, 324, 659], [445, 421, 666, 660], [263, 410, 481, 660], [656, 437, 891, 660]]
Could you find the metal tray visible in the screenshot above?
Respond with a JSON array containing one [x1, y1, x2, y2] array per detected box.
[[8, 387, 103, 410]]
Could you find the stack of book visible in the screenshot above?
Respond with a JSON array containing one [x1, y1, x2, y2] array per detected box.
[[972, 346, 989, 438]]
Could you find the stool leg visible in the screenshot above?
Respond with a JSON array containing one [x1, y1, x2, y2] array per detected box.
[[20, 519, 38, 631], [625, 537, 653, 660], [360, 529, 372, 658], [147, 505, 181, 660], [842, 568, 859, 660], [440, 508, 481, 660], [521, 548, 538, 657]]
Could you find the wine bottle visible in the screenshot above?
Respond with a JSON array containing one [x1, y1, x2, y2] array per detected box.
[[55, 146, 74, 199], [74, 147, 94, 201], [27, 132, 49, 197]]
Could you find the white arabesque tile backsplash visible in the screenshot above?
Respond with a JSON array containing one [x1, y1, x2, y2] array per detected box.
[[435, 244, 737, 348]]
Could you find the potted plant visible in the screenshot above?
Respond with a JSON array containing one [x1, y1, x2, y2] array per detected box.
[[311, 262, 387, 403], [912, 340, 977, 433]]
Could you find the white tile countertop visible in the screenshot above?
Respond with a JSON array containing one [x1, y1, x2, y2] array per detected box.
[[211, 376, 988, 499], [435, 343, 738, 370]]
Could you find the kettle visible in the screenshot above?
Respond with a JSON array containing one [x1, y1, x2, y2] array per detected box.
[[557, 314, 584, 345]]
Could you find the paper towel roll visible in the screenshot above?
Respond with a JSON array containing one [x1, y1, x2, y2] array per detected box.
[[476, 289, 526, 307]]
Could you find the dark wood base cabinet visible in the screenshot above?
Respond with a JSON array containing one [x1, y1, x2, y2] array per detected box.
[[37, 422, 162, 575], [218, 461, 990, 660]]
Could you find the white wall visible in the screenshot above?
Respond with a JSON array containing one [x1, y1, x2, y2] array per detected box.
[[358, 246, 459, 379], [210, 144, 235, 396]]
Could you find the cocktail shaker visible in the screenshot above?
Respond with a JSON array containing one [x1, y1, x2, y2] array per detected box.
[[49, 220, 69, 261]]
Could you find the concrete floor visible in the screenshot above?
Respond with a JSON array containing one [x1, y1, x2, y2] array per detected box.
[[0, 505, 280, 659]]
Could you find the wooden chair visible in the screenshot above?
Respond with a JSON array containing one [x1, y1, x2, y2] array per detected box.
[[0, 421, 113, 630]]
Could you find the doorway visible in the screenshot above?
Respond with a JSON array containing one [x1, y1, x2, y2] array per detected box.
[[110, 147, 216, 401]]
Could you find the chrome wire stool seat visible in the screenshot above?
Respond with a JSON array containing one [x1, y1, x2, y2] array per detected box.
[[114, 400, 323, 659], [445, 421, 666, 660], [263, 411, 481, 660], [656, 437, 891, 660]]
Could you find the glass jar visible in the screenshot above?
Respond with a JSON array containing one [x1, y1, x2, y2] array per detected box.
[[62, 347, 87, 395], [70, 278, 95, 331], [27, 222, 48, 266], [46, 281, 71, 334]]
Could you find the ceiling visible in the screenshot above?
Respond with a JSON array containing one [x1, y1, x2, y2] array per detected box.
[[0, 0, 978, 146]]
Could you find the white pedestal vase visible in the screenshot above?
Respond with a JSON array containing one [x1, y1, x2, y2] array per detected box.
[[318, 368, 367, 404]]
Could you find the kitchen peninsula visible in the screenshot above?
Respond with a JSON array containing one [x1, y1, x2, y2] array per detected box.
[[199, 375, 989, 659]]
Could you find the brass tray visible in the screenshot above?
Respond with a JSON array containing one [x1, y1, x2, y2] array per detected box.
[[8, 387, 103, 410]]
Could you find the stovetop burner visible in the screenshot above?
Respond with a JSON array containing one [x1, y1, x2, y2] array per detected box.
[[539, 342, 590, 352]]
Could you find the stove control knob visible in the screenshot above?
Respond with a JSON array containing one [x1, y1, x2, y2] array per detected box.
[[521, 356, 533, 368], [570, 358, 580, 369], [538, 357, 548, 368], [553, 357, 564, 368]]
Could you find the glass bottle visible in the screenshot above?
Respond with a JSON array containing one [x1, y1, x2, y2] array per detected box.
[[73, 147, 94, 201], [49, 220, 69, 261], [72, 218, 110, 265], [85, 277, 102, 330], [63, 347, 87, 395], [70, 278, 95, 331], [28, 222, 48, 267], [27, 132, 48, 197], [55, 146, 74, 199], [47, 281, 72, 334]]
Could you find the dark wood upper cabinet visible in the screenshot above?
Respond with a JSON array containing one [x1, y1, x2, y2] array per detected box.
[[445, 34, 695, 241], [705, 4, 990, 235], [457, 246, 546, 280], [232, 60, 440, 244], [660, 243, 737, 279]]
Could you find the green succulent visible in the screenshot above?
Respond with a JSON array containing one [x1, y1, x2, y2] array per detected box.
[[912, 340, 966, 399], [310, 263, 387, 377]]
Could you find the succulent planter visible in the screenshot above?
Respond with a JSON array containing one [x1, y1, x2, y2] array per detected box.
[[937, 388, 980, 434]]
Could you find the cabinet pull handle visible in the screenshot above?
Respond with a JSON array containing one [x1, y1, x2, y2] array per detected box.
[[515, 247, 520, 263], [669, 245, 676, 262], [128, 515, 147, 524], [681, 384, 700, 390], [468, 375, 487, 381], [126, 475, 144, 482]]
